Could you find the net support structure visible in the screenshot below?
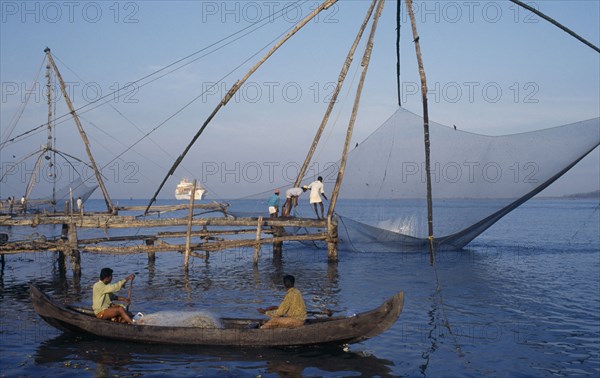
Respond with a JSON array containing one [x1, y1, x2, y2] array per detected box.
[[293, 0, 379, 188], [326, 0, 386, 260], [145, 0, 339, 215], [405, 0, 435, 264], [45, 48, 115, 214]]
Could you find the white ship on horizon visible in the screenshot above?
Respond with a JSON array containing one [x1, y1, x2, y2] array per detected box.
[[175, 178, 206, 200]]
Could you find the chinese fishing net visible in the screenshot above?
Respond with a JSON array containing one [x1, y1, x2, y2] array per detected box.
[[225, 108, 598, 252], [324, 108, 599, 251]]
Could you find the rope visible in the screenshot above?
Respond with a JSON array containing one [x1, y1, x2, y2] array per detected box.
[[1, 1, 307, 150], [0, 57, 46, 148], [569, 202, 600, 243], [429, 249, 465, 358]]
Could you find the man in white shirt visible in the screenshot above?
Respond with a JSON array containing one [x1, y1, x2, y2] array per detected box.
[[282, 186, 308, 217], [307, 176, 328, 219]]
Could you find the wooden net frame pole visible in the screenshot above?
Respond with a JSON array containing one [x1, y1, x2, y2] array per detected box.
[[326, 0, 386, 260], [294, 0, 379, 187], [184, 179, 197, 270], [405, 0, 435, 264], [145, 0, 339, 215], [45, 48, 115, 213], [327, 0, 386, 219]]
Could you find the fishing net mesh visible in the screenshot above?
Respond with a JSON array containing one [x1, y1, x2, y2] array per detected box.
[[138, 311, 223, 328], [227, 108, 598, 251], [319, 108, 600, 251]]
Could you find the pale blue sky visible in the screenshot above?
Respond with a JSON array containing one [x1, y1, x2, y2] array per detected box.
[[1, 0, 599, 199]]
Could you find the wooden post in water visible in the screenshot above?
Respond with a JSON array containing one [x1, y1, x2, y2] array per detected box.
[[272, 225, 283, 260], [145, 238, 156, 264], [203, 225, 210, 262], [184, 180, 197, 270], [327, 218, 338, 261], [405, 0, 435, 265], [254, 216, 262, 265], [64, 223, 80, 277]]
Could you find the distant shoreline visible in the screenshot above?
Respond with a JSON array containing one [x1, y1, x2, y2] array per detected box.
[[540, 189, 600, 200]]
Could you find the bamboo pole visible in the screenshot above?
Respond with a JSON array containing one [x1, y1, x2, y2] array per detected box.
[[327, 0, 386, 219], [254, 216, 262, 264], [2, 214, 327, 229], [326, 0, 386, 261], [405, 0, 435, 265], [184, 179, 197, 269], [509, 0, 600, 53], [45, 48, 114, 213], [294, 0, 378, 187], [396, 0, 402, 107], [145, 0, 339, 214], [24, 153, 44, 200]]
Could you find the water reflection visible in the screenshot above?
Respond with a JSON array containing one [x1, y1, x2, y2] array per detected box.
[[35, 335, 397, 377]]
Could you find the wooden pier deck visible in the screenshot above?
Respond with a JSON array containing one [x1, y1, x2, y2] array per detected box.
[[0, 203, 339, 274]]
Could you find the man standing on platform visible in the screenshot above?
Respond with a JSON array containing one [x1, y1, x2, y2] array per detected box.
[[307, 176, 328, 219], [76, 197, 83, 214], [267, 189, 280, 218]]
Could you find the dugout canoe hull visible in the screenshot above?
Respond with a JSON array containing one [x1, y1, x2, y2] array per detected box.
[[30, 285, 403, 347]]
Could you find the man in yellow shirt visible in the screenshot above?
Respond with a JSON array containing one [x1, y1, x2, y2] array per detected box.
[[258, 275, 306, 329], [93, 268, 135, 324]]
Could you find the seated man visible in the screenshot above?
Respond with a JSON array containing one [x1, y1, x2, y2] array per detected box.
[[258, 275, 306, 329], [93, 267, 135, 324]]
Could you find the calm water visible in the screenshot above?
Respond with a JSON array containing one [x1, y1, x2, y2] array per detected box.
[[0, 198, 599, 377]]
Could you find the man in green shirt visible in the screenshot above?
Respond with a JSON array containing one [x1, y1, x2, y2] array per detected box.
[[93, 268, 135, 324], [258, 275, 306, 329]]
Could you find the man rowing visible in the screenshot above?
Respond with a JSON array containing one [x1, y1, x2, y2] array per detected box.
[[93, 268, 135, 324]]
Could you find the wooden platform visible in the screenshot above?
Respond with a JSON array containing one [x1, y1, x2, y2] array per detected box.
[[0, 204, 338, 266]]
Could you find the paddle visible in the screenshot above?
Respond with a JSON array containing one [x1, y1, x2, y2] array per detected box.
[[126, 274, 135, 312]]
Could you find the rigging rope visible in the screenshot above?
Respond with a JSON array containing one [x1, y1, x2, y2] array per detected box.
[[0, 57, 46, 148], [569, 202, 600, 244], [1, 1, 307, 150], [430, 252, 465, 358]]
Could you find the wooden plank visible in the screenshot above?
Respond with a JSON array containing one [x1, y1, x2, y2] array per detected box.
[[1, 216, 326, 229]]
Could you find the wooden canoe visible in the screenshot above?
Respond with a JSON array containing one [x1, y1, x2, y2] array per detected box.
[[30, 285, 404, 347]]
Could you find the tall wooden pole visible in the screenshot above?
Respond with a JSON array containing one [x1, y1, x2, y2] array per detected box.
[[46, 60, 57, 206], [327, 0, 386, 220], [184, 179, 197, 270], [45, 48, 115, 213], [509, 0, 599, 53], [294, 0, 378, 187], [146, 0, 339, 214], [405, 0, 435, 264], [396, 0, 402, 107], [326, 0, 385, 261]]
